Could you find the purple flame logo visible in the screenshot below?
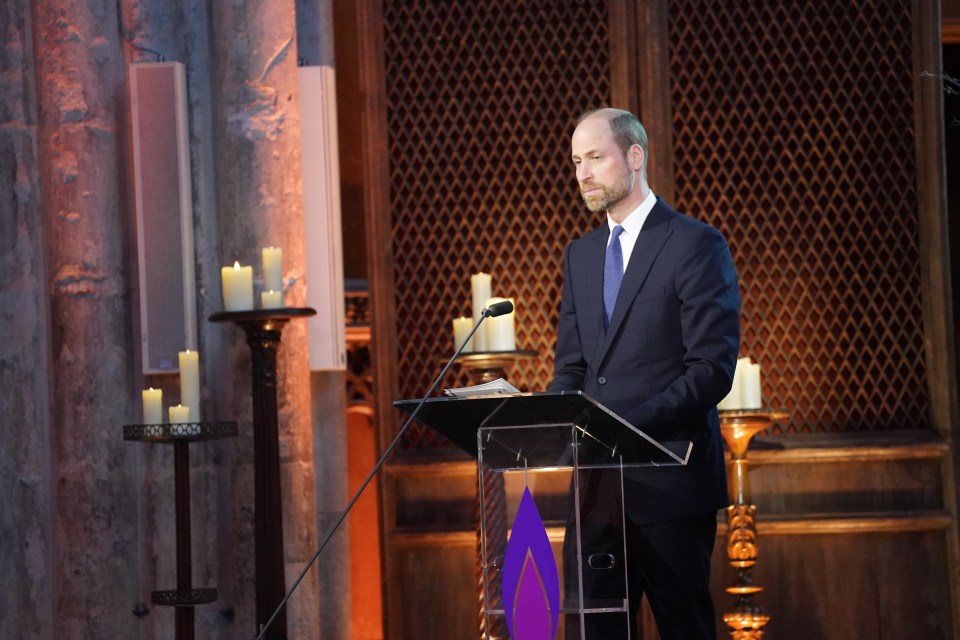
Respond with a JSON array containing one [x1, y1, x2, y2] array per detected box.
[[502, 486, 560, 640]]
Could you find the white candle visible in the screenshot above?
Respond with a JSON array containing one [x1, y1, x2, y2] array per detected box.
[[742, 361, 762, 409], [261, 289, 283, 309], [452, 316, 474, 353], [485, 297, 515, 351], [221, 261, 254, 311], [169, 404, 190, 424], [262, 247, 283, 294], [142, 387, 163, 424], [178, 350, 200, 422], [718, 357, 750, 410], [471, 273, 492, 351], [717, 389, 736, 411]]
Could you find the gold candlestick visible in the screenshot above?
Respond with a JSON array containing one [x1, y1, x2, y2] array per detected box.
[[455, 349, 538, 384], [719, 409, 787, 639]]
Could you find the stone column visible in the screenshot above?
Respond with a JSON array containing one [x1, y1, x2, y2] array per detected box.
[[208, 1, 320, 636], [0, 3, 54, 638], [298, 0, 352, 637], [32, 0, 139, 637], [310, 372, 351, 638], [118, 2, 230, 637]]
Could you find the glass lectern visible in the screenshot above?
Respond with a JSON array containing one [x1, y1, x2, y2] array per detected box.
[[395, 390, 690, 639]]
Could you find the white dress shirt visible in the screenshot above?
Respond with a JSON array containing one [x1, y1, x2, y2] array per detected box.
[[606, 189, 657, 272]]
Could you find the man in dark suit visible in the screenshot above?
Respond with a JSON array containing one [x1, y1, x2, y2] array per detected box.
[[549, 108, 740, 639]]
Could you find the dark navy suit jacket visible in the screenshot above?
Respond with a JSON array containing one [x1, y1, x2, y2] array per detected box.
[[548, 197, 741, 524]]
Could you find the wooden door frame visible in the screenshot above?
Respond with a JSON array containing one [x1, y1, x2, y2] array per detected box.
[[916, 1, 960, 635]]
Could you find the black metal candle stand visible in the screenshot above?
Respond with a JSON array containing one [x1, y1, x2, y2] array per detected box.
[[124, 420, 237, 639]]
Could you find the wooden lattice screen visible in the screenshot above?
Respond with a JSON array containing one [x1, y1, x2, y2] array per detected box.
[[383, 0, 930, 446], [383, 0, 612, 449], [667, 0, 929, 434]]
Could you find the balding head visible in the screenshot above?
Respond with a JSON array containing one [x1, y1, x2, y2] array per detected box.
[[577, 108, 649, 180]]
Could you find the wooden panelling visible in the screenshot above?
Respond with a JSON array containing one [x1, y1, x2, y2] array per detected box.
[[382, 432, 956, 638], [667, 0, 930, 436], [390, 533, 478, 639], [734, 532, 952, 638], [355, 0, 960, 637], [748, 432, 947, 515], [375, 423, 960, 635], [387, 524, 955, 638]]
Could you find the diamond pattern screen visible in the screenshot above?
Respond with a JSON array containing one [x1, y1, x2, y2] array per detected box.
[[382, 0, 930, 445], [667, 0, 929, 434], [384, 0, 612, 448]]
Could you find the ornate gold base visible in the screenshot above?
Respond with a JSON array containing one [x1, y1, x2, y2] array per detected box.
[[719, 409, 787, 640], [722, 598, 770, 639]]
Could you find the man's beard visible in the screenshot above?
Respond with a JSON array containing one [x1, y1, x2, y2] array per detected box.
[[581, 169, 635, 213]]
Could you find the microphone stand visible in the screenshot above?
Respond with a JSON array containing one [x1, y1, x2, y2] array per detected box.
[[255, 307, 501, 639]]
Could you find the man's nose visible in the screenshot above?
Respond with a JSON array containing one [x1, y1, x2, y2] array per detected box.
[[577, 164, 592, 182]]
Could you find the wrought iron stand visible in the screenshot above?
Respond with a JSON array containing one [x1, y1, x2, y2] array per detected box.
[[210, 307, 316, 639], [124, 421, 238, 640]]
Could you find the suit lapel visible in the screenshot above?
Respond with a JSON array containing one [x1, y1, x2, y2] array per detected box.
[[581, 227, 608, 340], [593, 202, 674, 364]]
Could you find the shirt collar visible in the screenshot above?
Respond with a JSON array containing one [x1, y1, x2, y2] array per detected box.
[[608, 189, 657, 237]]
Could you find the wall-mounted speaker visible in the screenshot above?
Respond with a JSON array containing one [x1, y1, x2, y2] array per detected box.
[[299, 66, 346, 371], [129, 62, 197, 374]]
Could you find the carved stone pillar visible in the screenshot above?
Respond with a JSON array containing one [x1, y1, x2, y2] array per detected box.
[[208, 1, 319, 636], [0, 6, 52, 637], [32, 1, 137, 637]]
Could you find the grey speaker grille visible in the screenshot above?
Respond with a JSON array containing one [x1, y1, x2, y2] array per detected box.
[[130, 62, 197, 373]]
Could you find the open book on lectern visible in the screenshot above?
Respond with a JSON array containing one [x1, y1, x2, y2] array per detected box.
[[393, 390, 691, 472]]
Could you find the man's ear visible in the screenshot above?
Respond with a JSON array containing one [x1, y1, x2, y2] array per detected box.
[[629, 144, 645, 172]]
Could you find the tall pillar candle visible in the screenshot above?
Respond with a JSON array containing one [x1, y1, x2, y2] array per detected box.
[[142, 388, 163, 424], [178, 350, 200, 422], [718, 357, 749, 410], [485, 297, 515, 351], [470, 272, 492, 351], [452, 316, 474, 353], [221, 261, 254, 311], [742, 360, 762, 409], [262, 246, 283, 293], [169, 404, 190, 424]]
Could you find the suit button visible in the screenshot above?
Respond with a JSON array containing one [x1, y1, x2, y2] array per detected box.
[[598, 376, 607, 385]]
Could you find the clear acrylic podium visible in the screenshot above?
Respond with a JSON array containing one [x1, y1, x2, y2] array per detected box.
[[395, 390, 690, 639]]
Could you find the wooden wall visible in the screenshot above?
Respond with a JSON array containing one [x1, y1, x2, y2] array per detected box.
[[337, 0, 960, 637]]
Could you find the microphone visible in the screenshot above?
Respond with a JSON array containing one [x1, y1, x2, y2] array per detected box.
[[483, 299, 514, 318], [254, 310, 493, 639]]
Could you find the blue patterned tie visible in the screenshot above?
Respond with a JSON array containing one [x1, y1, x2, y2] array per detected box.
[[603, 225, 625, 327]]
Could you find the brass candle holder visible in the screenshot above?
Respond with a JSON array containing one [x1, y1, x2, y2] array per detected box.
[[718, 408, 787, 639]]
